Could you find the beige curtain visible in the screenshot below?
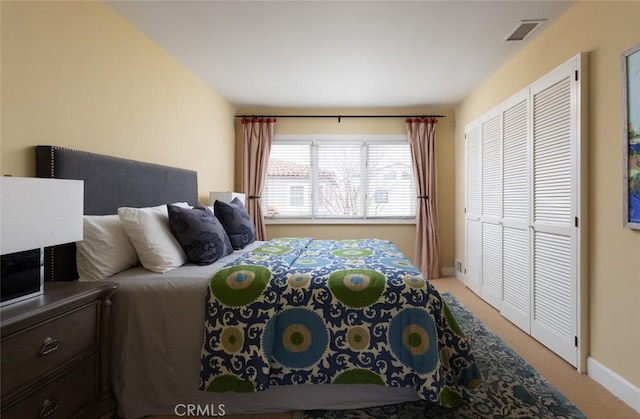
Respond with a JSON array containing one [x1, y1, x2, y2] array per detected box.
[[406, 118, 441, 279], [242, 117, 276, 241]]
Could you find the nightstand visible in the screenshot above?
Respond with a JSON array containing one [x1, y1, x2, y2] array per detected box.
[[1, 281, 117, 418]]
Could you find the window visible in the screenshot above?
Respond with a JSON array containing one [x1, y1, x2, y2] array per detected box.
[[263, 135, 416, 221], [263, 144, 311, 218]]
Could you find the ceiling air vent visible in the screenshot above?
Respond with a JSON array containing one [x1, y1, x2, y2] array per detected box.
[[503, 19, 547, 42]]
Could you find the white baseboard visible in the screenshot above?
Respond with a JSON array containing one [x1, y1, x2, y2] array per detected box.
[[455, 269, 467, 283], [588, 357, 640, 413], [441, 267, 455, 277]]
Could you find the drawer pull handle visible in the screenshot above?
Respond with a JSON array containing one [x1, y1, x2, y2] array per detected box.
[[40, 398, 59, 418], [40, 337, 60, 356]]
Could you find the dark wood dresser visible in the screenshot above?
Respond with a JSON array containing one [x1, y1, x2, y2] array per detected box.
[[1, 281, 117, 418]]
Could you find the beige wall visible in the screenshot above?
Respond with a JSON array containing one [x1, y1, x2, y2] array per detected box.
[[455, 1, 640, 387], [235, 108, 456, 270], [1, 1, 236, 203]]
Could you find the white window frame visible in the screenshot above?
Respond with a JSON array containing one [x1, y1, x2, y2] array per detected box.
[[265, 135, 416, 224]]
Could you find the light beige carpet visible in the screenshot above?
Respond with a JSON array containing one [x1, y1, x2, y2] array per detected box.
[[147, 277, 638, 419]]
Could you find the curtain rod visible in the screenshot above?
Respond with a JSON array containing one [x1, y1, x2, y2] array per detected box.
[[235, 114, 445, 123]]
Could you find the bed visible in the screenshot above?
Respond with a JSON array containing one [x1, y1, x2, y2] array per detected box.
[[35, 145, 481, 418]]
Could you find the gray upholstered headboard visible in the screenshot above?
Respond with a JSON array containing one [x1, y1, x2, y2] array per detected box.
[[35, 145, 198, 281]]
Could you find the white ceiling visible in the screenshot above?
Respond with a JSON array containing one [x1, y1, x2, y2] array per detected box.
[[107, 0, 574, 108]]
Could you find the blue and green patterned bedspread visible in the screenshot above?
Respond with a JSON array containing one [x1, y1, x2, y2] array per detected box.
[[199, 238, 481, 407]]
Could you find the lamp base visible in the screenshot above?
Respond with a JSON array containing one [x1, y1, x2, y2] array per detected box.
[[0, 248, 44, 307]]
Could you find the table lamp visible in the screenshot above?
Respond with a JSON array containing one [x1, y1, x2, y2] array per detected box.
[[1, 177, 83, 306]]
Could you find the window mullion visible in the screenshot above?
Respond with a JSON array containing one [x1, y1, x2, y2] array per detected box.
[[362, 142, 368, 220], [311, 142, 318, 220]]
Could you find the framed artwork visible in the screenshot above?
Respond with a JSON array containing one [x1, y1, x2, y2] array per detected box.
[[623, 43, 640, 230]]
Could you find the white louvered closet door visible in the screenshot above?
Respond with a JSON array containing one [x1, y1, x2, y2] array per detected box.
[[465, 124, 482, 295], [463, 54, 584, 369], [530, 61, 578, 367], [500, 93, 531, 333], [480, 113, 502, 309]]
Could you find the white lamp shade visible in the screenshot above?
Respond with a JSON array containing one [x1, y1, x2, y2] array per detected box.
[[1, 177, 84, 255], [209, 191, 245, 206]]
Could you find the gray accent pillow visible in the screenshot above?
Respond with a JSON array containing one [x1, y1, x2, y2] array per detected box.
[[214, 197, 256, 249], [167, 204, 233, 265]]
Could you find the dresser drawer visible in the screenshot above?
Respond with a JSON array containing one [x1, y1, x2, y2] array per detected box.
[[1, 302, 98, 397], [1, 354, 98, 419]]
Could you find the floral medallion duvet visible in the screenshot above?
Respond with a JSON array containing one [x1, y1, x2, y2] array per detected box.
[[200, 238, 481, 407]]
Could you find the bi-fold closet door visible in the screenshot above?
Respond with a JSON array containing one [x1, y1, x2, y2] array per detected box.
[[464, 91, 530, 328], [500, 92, 531, 334], [464, 53, 585, 369], [465, 124, 482, 296]]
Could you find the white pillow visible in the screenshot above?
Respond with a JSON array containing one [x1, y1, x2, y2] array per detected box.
[[118, 203, 189, 273], [76, 215, 139, 282]]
